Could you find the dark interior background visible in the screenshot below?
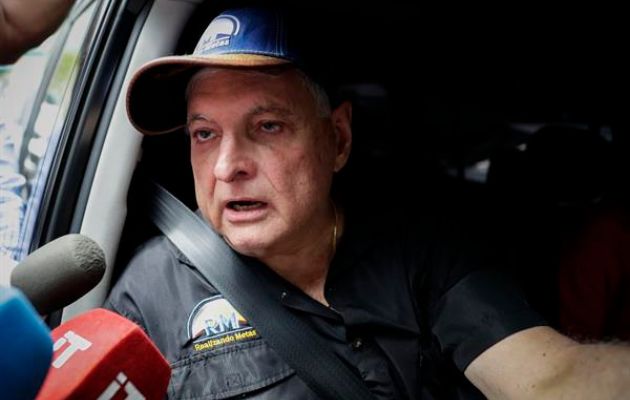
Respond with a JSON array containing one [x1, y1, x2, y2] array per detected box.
[[115, 1, 630, 326]]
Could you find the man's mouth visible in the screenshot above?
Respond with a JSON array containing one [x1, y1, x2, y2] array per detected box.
[[226, 200, 267, 211]]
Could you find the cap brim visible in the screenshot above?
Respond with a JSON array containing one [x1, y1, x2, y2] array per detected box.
[[126, 54, 291, 135]]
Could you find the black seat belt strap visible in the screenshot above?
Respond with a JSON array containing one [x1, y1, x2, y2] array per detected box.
[[146, 182, 376, 400]]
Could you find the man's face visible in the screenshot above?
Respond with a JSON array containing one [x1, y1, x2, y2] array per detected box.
[[187, 68, 349, 258]]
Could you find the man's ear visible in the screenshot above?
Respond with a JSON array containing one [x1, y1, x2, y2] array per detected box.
[[331, 101, 352, 172]]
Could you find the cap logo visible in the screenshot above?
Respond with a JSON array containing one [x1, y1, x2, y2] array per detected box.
[[195, 15, 241, 54]]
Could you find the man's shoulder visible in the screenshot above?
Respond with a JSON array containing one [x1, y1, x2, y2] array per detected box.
[[105, 234, 215, 321], [106, 235, 194, 306], [127, 235, 193, 271]]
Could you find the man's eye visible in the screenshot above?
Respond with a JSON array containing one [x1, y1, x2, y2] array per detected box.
[[259, 121, 282, 134], [193, 129, 215, 141]]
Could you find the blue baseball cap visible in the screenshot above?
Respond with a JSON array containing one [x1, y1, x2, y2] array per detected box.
[[127, 7, 319, 135]]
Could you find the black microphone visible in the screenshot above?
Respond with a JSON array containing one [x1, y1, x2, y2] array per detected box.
[[10, 234, 106, 315]]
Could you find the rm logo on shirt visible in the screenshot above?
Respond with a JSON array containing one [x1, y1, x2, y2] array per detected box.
[[187, 295, 258, 351]]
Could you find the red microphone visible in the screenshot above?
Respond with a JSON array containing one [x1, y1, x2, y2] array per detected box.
[[36, 308, 170, 400]]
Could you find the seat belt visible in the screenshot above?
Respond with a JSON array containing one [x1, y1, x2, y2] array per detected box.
[[145, 182, 376, 400]]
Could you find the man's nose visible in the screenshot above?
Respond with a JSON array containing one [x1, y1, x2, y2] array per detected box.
[[213, 135, 256, 182]]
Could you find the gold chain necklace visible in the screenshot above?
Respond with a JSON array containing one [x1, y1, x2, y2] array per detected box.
[[331, 200, 338, 256]]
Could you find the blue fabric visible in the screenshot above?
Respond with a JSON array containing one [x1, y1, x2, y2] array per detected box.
[[194, 8, 297, 62]]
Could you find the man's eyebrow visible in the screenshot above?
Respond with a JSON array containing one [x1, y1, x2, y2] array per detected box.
[[186, 105, 297, 127], [246, 105, 296, 119], [187, 114, 210, 125]]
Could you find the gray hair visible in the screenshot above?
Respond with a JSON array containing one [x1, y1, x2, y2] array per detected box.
[[185, 67, 331, 117]]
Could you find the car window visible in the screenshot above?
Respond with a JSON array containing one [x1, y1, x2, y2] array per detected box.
[[0, 0, 98, 276]]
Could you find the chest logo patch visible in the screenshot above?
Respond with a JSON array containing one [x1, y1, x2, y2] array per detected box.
[[187, 295, 258, 352]]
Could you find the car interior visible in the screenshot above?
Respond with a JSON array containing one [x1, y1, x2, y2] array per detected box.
[[10, 0, 625, 339]]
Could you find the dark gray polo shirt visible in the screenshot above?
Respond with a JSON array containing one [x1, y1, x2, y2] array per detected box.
[[104, 211, 545, 399]]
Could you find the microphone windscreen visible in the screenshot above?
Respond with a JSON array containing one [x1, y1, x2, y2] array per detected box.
[[36, 308, 170, 400], [11, 234, 106, 314], [0, 287, 53, 400]]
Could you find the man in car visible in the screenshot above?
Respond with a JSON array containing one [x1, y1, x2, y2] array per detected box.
[[105, 6, 630, 399]]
